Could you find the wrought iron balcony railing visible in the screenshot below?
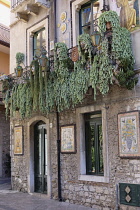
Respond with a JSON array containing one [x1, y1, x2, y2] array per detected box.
[[11, 0, 24, 9], [11, 0, 51, 10]]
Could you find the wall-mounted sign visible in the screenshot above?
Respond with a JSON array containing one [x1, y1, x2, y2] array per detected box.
[[61, 124, 76, 153], [118, 111, 140, 157], [14, 126, 23, 155]]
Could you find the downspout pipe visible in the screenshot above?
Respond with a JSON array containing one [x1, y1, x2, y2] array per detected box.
[[54, 0, 57, 43], [54, 0, 62, 202], [56, 111, 62, 201]]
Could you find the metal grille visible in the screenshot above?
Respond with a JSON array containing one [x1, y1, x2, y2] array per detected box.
[[11, 0, 24, 9], [119, 183, 140, 207]]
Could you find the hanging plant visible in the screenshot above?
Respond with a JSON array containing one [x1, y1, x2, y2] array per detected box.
[[39, 66, 46, 113], [54, 42, 70, 112], [69, 61, 89, 106], [25, 84, 33, 118], [89, 10, 138, 97], [4, 90, 11, 119], [78, 33, 94, 64], [4, 11, 138, 119], [30, 60, 39, 111]]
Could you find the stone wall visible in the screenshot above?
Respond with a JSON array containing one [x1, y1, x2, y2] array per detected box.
[[10, 84, 140, 209], [57, 85, 140, 210], [0, 105, 10, 178]]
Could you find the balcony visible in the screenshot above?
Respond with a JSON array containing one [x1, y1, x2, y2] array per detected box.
[[11, 0, 50, 13]]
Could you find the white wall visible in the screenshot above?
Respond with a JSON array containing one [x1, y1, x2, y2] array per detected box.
[[0, 4, 10, 26]]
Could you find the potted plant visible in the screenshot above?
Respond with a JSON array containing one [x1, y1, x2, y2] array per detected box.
[[15, 52, 24, 77]]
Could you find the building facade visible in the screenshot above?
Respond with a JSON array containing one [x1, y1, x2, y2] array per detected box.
[[0, 0, 10, 178], [9, 0, 140, 209]]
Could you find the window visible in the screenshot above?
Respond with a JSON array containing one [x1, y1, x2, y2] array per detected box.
[[79, 0, 100, 35], [27, 18, 48, 65], [76, 105, 109, 183], [133, 0, 140, 27], [85, 111, 104, 175], [33, 28, 46, 58], [72, 0, 101, 46]]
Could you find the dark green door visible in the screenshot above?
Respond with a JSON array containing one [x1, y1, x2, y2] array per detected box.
[[34, 121, 47, 194]]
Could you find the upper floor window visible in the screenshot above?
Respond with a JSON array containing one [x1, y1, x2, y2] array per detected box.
[[79, 0, 100, 35], [33, 28, 46, 58]]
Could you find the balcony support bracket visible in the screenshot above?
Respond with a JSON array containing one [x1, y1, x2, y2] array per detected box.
[[15, 12, 29, 23], [24, 4, 39, 16]]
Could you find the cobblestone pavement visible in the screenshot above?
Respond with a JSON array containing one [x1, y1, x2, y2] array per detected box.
[[0, 178, 95, 210]]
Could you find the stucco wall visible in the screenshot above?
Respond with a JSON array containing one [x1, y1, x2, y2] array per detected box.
[[131, 29, 140, 70], [10, 6, 50, 74], [0, 52, 9, 75]]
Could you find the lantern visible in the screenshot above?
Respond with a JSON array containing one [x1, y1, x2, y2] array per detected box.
[[39, 49, 49, 69], [91, 31, 101, 46]]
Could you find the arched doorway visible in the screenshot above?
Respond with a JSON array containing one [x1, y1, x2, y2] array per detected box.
[[34, 121, 47, 193]]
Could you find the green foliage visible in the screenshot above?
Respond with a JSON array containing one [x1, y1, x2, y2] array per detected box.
[[117, 58, 138, 90], [99, 11, 120, 32], [4, 90, 11, 119], [90, 10, 138, 95], [26, 84, 32, 118], [78, 33, 93, 64], [4, 12, 138, 118], [69, 61, 89, 106], [32, 60, 39, 111], [16, 52, 24, 65]]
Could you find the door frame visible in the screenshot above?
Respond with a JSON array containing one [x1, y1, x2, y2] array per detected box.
[[27, 116, 51, 197], [34, 122, 47, 193]]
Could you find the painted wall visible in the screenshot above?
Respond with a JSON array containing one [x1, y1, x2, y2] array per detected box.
[[10, 6, 50, 74], [0, 3, 10, 26], [0, 52, 9, 75]]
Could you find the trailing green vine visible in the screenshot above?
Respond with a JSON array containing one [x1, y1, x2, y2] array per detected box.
[[98, 10, 137, 90], [2, 11, 137, 118], [69, 61, 89, 106], [78, 33, 94, 64], [53, 42, 70, 112]]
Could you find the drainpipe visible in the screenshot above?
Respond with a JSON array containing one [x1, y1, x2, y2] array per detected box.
[[54, 0, 57, 43], [54, 0, 62, 202], [56, 111, 62, 201]]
